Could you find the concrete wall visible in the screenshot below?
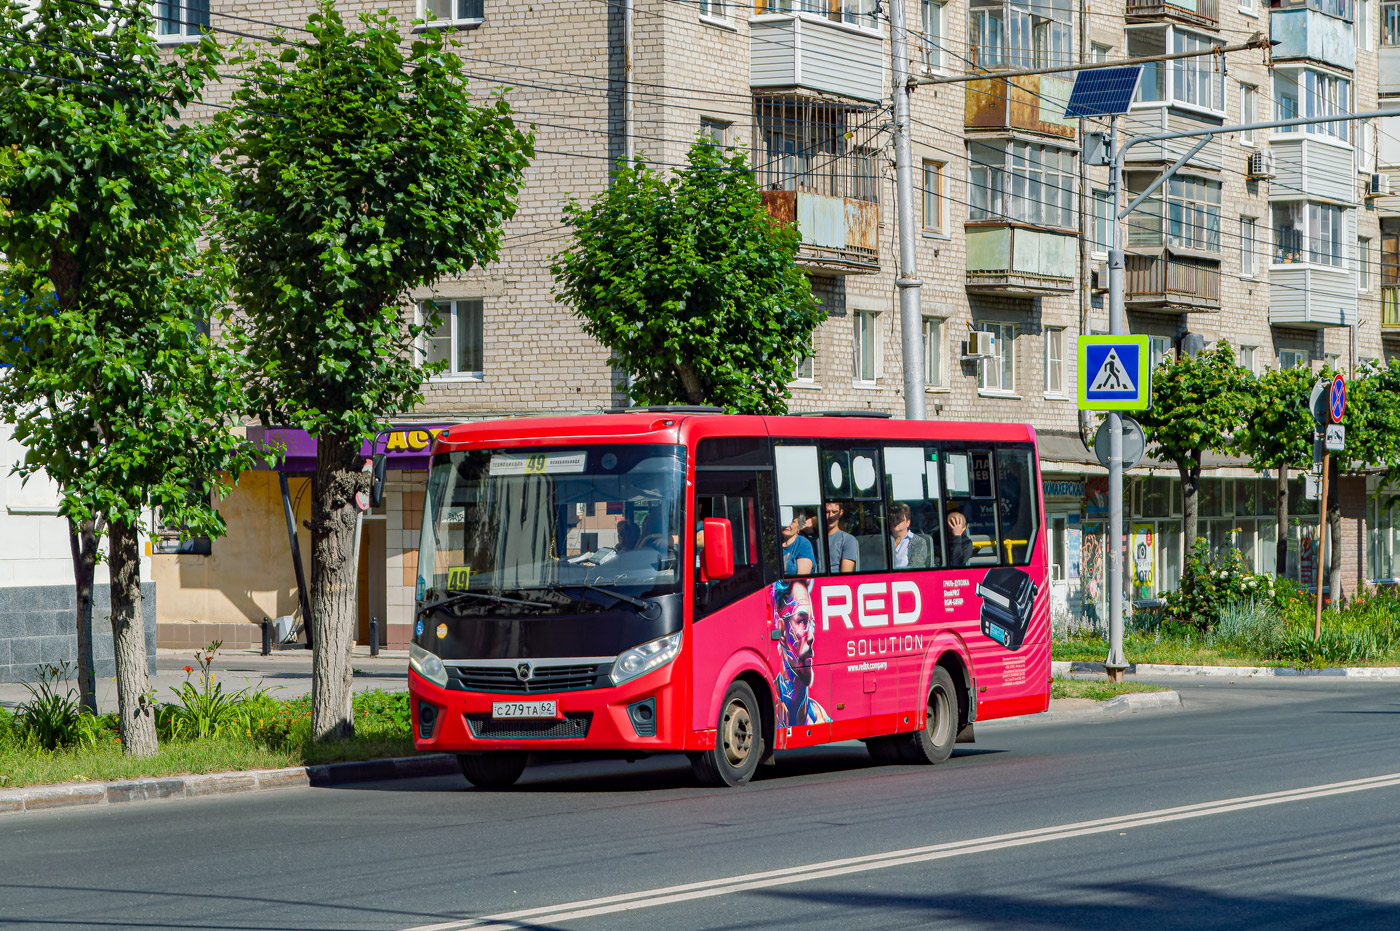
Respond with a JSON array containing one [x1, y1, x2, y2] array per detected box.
[[0, 582, 156, 684]]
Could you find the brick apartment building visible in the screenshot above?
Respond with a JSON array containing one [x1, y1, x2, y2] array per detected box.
[[131, 0, 1400, 649]]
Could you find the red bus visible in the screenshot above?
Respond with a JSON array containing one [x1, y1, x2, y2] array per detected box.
[[408, 409, 1050, 788]]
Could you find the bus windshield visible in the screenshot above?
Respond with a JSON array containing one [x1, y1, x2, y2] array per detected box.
[[418, 445, 686, 616]]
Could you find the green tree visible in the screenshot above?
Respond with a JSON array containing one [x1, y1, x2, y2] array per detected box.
[[1329, 359, 1400, 599], [1138, 342, 1251, 549], [553, 140, 823, 414], [1236, 365, 1315, 578], [0, 0, 253, 755], [220, 2, 533, 739]]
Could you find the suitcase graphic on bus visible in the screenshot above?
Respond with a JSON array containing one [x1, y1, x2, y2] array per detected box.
[[976, 567, 1037, 651]]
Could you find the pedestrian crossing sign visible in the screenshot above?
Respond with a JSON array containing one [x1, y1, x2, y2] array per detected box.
[[1078, 335, 1151, 411]]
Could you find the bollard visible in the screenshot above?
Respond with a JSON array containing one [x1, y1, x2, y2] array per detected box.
[[261, 616, 272, 656], [369, 617, 379, 657]]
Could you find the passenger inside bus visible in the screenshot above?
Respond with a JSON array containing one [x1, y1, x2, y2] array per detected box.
[[888, 502, 932, 568], [946, 507, 973, 567], [824, 501, 859, 572], [781, 508, 816, 576]]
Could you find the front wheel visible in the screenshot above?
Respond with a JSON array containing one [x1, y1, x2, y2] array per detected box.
[[896, 667, 958, 765], [691, 680, 764, 787], [457, 751, 528, 789]]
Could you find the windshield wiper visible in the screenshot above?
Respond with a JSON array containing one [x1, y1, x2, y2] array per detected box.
[[417, 589, 551, 618], [543, 582, 662, 620]]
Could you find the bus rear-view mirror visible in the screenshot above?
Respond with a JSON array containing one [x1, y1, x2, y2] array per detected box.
[[702, 517, 734, 581]]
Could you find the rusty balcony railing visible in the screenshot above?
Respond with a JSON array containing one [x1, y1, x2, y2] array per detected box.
[[1125, 0, 1219, 26], [1125, 253, 1221, 311]]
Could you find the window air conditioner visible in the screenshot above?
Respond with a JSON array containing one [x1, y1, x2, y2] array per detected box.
[[963, 330, 997, 360], [1246, 151, 1275, 180], [1090, 263, 1109, 293], [1368, 173, 1391, 197]]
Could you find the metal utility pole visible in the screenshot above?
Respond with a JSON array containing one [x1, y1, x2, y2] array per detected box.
[[889, 0, 925, 420], [1104, 116, 1127, 681]]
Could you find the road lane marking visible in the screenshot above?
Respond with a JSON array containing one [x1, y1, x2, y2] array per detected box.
[[405, 770, 1400, 931]]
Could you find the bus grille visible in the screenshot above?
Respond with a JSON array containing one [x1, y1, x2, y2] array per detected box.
[[447, 663, 608, 694], [466, 713, 593, 739]]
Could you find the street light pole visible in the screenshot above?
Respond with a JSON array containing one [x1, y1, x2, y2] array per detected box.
[[889, 0, 926, 420], [1105, 116, 1127, 682]]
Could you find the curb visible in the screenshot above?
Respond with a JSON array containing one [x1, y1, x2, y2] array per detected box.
[[1052, 661, 1400, 679], [981, 690, 1183, 727], [0, 753, 458, 817]]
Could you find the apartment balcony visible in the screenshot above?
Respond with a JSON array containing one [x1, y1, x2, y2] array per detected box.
[[1125, 0, 1218, 28], [1271, 7, 1355, 71], [750, 14, 883, 104], [1269, 263, 1357, 328], [1124, 106, 1224, 171], [965, 75, 1075, 140], [1382, 47, 1400, 96], [965, 224, 1076, 294], [1124, 252, 1220, 313], [1382, 286, 1400, 333], [1269, 136, 1357, 204], [761, 191, 880, 274]]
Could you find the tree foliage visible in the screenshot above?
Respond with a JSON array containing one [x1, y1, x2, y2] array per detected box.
[[0, 0, 253, 755], [1236, 365, 1316, 579], [220, 2, 533, 740], [1138, 342, 1251, 547], [553, 140, 823, 414]]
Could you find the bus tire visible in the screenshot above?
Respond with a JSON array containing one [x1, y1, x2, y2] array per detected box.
[[864, 735, 903, 764], [897, 667, 957, 765], [457, 751, 528, 789], [691, 680, 763, 787]]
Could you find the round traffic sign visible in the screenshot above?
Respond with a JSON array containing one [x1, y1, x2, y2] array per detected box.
[[1329, 374, 1346, 424]]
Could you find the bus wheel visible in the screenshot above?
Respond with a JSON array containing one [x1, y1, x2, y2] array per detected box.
[[898, 667, 957, 765], [457, 751, 528, 789], [691, 680, 763, 787], [864, 736, 903, 764]]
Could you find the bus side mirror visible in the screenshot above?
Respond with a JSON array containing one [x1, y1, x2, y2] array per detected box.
[[701, 518, 734, 581]]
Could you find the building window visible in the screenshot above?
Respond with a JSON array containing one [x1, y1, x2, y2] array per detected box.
[[1092, 43, 1113, 62], [977, 322, 1016, 393], [854, 311, 880, 382], [755, 97, 881, 203], [922, 160, 944, 233], [1272, 202, 1345, 266], [1275, 69, 1352, 143], [1093, 190, 1112, 254], [1360, 0, 1373, 47], [969, 141, 1076, 229], [761, 0, 878, 29], [1045, 327, 1065, 395], [157, 0, 210, 38], [1386, 0, 1400, 44], [698, 0, 727, 20], [1241, 217, 1257, 277], [701, 118, 729, 146], [1279, 348, 1309, 369], [921, 0, 944, 71], [423, 0, 485, 26], [1359, 236, 1372, 290], [1149, 335, 1174, 371], [794, 335, 815, 382], [1238, 344, 1258, 374], [1241, 84, 1258, 144], [421, 299, 484, 378], [1130, 26, 1225, 114], [1128, 174, 1221, 252], [923, 317, 944, 386], [970, 0, 1074, 70]]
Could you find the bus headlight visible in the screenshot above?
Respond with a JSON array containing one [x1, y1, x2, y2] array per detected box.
[[610, 632, 682, 686], [410, 642, 449, 689]]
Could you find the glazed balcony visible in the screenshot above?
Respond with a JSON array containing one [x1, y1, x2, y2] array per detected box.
[[750, 12, 884, 104], [1382, 286, 1400, 331], [1124, 252, 1221, 313], [1125, 0, 1218, 28], [1269, 263, 1357, 328], [965, 224, 1077, 294], [1270, 2, 1355, 70]]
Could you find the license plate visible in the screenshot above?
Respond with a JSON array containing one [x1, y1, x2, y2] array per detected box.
[[492, 700, 558, 719]]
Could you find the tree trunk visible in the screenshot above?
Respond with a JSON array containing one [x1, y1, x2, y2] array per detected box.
[[309, 433, 367, 741], [108, 519, 157, 756], [1327, 459, 1343, 604], [68, 517, 100, 715], [1180, 461, 1202, 550], [675, 362, 706, 405], [1275, 467, 1289, 579]]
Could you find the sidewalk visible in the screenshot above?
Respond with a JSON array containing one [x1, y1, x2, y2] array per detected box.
[[0, 647, 409, 711], [1051, 660, 1400, 679]]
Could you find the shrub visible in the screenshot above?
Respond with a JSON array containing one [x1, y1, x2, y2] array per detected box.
[[1208, 599, 1286, 654], [352, 690, 410, 737], [1162, 541, 1287, 629], [14, 662, 85, 751]]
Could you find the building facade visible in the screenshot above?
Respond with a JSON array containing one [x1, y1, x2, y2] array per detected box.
[[146, 0, 1400, 645]]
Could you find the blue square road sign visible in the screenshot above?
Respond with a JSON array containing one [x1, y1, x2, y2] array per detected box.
[[1078, 335, 1151, 411]]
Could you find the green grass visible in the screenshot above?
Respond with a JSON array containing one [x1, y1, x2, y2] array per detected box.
[[1049, 676, 1168, 702], [0, 737, 298, 790]]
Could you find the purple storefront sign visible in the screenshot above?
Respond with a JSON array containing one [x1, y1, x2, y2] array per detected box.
[[247, 424, 454, 473]]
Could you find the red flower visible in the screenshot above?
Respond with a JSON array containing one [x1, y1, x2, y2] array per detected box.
[[183, 666, 193, 673]]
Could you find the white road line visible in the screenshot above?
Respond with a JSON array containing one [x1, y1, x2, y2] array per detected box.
[[404, 770, 1400, 931]]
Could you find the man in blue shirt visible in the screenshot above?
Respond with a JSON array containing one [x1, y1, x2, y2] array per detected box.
[[780, 510, 815, 576]]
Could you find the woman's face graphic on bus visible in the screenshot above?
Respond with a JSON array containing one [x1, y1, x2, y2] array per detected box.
[[777, 581, 815, 681]]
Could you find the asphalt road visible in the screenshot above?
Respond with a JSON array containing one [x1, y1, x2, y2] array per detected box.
[[3, 677, 1398, 931]]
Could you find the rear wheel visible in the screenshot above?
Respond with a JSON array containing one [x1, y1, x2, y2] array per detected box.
[[691, 680, 764, 787], [457, 751, 528, 789], [896, 667, 958, 765]]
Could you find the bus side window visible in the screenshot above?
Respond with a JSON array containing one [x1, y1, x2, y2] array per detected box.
[[943, 448, 1001, 567], [694, 470, 770, 619], [996, 445, 1039, 565], [884, 445, 941, 569], [775, 445, 821, 577]]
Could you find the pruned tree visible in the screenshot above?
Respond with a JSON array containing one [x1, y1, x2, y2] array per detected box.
[[1138, 342, 1251, 548], [220, 2, 534, 739], [553, 139, 823, 414], [1236, 365, 1315, 578], [0, 0, 252, 754]]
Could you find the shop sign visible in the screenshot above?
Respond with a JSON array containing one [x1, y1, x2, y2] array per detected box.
[[1132, 524, 1155, 586], [1066, 514, 1082, 580], [248, 424, 454, 472], [1042, 479, 1085, 499]]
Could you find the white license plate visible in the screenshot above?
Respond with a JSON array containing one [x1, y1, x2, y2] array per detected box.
[[492, 700, 558, 719]]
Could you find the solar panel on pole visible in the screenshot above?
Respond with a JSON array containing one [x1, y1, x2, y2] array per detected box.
[[1064, 66, 1144, 118]]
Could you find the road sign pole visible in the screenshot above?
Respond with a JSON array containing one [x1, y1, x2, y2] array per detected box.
[[1105, 116, 1127, 682], [1315, 450, 1329, 641]]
